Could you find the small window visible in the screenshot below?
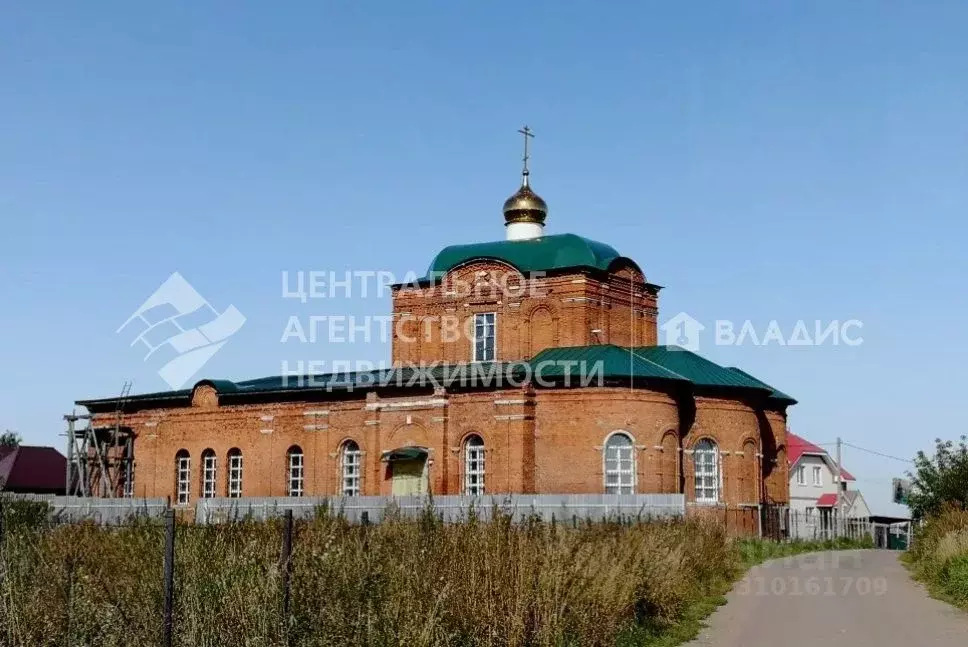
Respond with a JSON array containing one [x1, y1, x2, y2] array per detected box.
[[287, 446, 305, 497], [604, 432, 636, 494], [463, 435, 485, 495], [694, 439, 720, 504], [227, 448, 243, 498], [341, 440, 361, 496], [796, 465, 806, 486], [473, 313, 496, 362], [175, 450, 191, 505], [201, 449, 217, 499], [813, 465, 823, 487], [805, 506, 815, 520]]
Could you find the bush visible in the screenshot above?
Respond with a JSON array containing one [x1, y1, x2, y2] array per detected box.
[[908, 437, 968, 520]]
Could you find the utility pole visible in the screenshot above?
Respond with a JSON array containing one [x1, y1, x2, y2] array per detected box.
[[835, 436, 843, 539]]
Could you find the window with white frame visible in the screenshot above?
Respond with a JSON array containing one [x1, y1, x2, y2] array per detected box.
[[287, 446, 305, 497], [813, 465, 823, 486], [227, 448, 243, 498], [341, 441, 361, 496], [201, 449, 217, 499], [464, 435, 485, 495], [175, 450, 191, 505], [473, 313, 496, 362], [805, 506, 815, 520], [796, 465, 806, 486], [694, 439, 720, 504], [604, 432, 636, 494]]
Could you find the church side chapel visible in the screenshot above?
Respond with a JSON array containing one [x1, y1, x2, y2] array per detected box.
[[77, 127, 794, 525]]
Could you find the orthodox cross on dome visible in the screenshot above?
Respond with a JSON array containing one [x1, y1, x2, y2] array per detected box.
[[517, 125, 534, 180], [503, 123, 547, 240]]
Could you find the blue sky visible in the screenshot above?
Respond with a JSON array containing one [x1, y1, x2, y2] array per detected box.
[[2, 1, 966, 514]]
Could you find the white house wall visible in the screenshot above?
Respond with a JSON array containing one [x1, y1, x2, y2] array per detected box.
[[789, 454, 835, 513]]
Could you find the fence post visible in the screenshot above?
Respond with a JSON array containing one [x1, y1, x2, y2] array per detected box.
[[0, 499, 5, 589], [281, 508, 293, 627], [162, 509, 176, 647]]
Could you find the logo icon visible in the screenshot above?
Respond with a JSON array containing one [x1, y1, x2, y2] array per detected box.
[[118, 272, 245, 389], [660, 312, 705, 351]]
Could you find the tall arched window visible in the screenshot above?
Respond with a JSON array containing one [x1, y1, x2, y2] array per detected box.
[[201, 449, 217, 499], [287, 445, 305, 497], [604, 432, 635, 494], [175, 450, 191, 505], [463, 435, 485, 495], [340, 440, 361, 496], [694, 439, 720, 504], [227, 448, 243, 498]]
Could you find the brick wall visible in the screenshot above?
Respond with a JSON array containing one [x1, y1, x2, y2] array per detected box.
[[105, 383, 787, 515], [391, 260, 658, 364]]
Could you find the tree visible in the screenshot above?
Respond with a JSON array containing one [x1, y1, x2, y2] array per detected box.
[[0, 430, 21, 448], [908, 436, 968, 519]]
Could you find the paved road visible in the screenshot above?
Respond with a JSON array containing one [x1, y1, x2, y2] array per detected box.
[[686, 550, 968, 646]]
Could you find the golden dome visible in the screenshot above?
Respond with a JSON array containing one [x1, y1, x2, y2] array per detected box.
[[503, 173, 548, 225]]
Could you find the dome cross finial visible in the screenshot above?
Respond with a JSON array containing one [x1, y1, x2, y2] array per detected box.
[[503, 124, 547, 240], [517, 125, 534, 186]]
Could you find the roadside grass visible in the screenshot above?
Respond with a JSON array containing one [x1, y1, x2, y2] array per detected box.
[[0, 499, 874, 647], [904, 506, 968, 611]]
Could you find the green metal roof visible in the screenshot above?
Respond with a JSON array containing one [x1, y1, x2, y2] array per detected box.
[[529, 345, 689, 383], [725, 367, 798, 405], [630, 346, 771, 392], [77, 346, 795, 411], [424, 233, 634, 278]]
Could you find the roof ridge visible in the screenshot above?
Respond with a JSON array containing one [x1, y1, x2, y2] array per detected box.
[[624, 346, 690, 381]]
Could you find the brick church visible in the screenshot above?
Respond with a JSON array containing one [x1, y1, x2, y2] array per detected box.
[[77, 131, 793, 517]]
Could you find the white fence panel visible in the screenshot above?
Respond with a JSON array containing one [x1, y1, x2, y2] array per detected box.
[[1, 494, 169, 524], [194, 493, 686, 525]]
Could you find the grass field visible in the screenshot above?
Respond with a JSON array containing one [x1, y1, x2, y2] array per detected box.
[[0, 500, 871, 647]]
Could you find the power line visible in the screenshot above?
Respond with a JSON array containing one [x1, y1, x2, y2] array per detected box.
[[842, 441, 914, 464]]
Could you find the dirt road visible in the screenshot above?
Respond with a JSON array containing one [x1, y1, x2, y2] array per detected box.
[[686, 550, 967, 646]]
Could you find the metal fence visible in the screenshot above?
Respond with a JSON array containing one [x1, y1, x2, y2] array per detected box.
[[195, 493, 687, 525], [761, 507, 878, 542], [0, 494, 168, 524]]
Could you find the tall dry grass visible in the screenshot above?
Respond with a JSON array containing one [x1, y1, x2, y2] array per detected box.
[[0, 503, 739, 647], [907, 505, 968, 609]]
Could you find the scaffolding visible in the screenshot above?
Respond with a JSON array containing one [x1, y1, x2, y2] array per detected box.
[[65, 382, 135, 498]]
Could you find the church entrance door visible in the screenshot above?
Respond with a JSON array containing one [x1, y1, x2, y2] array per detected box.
[[390, 458, 428, 496]]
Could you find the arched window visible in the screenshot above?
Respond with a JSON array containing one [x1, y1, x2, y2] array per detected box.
[[340, 440, 361, 496], [227, 448, 243, 498], [694, 439, 720, 504], [463, 435, 485, 495], [604, 432, 635, 494], [201, 449, 217, 499], [287, 445, 305, 497], [175, 450, 191, 505]]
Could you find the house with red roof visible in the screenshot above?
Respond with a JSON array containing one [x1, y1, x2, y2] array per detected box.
[[788, 432, 870, 536], [0, 445, 67, 495]]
